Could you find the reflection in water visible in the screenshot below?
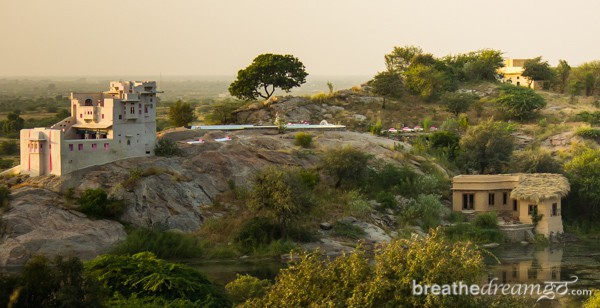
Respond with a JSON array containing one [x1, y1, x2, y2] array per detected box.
[[484, 246, 563, 285]]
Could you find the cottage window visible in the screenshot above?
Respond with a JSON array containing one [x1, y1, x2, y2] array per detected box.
[[104, 143, 109, 151], [78, 144, 83, 151], [552, 203, 558, 216], [503, 192, 508, 205], [513, 200, 518, 211], [119, 115, 122, 120], [528, 204, 538, 216], [488, 193, 495, 206], [92, 143, 97, 151], [462, 193, 474, 210], [69, 144, 74, 151]]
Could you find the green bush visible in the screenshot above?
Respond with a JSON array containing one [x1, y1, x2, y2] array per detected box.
[[0, 186, 10, 210], [0, 140, 18, 155], [0, 158, 13, 169], [345, 190, 372, 218], [294, 132, 313, 148], [332, 221, 366, 240], [320, 147, 372, 188], [112, 228, 202, 259], [397, 194, 446, 230], [226, 274, 271, 304], [375, 191, 397, 209], [154, 138, 183, 156], [495, 84, 546, 120], [298, 169, 319, 189], [233, 217, 281, 254], [78, 188, 124, 219], [444, 222, 504, 244], [575, 126, 600, 142], [472, 212, 498, 229], [85, 252, 230, 307]]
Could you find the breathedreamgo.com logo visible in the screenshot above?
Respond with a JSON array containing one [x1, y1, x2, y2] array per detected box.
[[412, 275, 592, 301]]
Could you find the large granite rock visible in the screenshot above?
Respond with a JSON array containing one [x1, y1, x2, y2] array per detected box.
[[0, 187, 126, 267]]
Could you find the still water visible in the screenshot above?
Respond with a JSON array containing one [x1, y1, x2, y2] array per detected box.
[[188, 241, 600, 306]]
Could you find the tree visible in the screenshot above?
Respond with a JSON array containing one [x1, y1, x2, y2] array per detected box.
[[443, 49, 504, 82], [249, 166, 314, 237], [522, 57, 556, 87], [555, 59, 571, 93], [509, 148, 563, 173], [384, 45, 423, 73], [495, 84, 546, 120], [441, 91, 478, 116], [2, 111, 24, 136], [564, 147, 600, 221], [168, 100, 195, 127], [204, 100, 245, 124], [229, 54, 308, 100], [368, 71, 403, 99], [320, 146, 372, 188], [403, 64, 451, 102], [458, 119, 515, 174]]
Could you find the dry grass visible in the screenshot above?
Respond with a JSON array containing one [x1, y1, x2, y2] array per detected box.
[[511, 173, 570, 202]]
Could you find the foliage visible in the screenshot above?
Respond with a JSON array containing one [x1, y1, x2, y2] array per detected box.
[[575, 126, 600, 142], [509, 148, 563, 173], [226, 274, 271, 305], [2, 255, 104, 308], [369, 117, 382, 135], [85, 252, 230, 307], [0, 158, 13, 169], [567, 61, 600, 96], [368, 71, 403, 99], [495, 84, 546, 120], [583, 290, 600, 308], [112, 228, 202, 259], [443, 222, 505, 244], [0, 186, 10, 210], [229, 53, 308, 100], [574, 110, 600, 125], [0, 140, 18, 155], [204, 100, 245, 124], [458, 119, 515, 174], [327, 81, 334, 95], [78, 188, 124, 219], [555, 59, 571, 93], [472, 211, 498, 228], [2, 111, 24, 137], [522, 56, 555, 85], [345, 190, 372, 218], [403, 64, 451, 101], [233, 217, 282, 254], [397, 194, 446, 230], [440, 117, 460, 132], [154, 138, 183, 156], [168, 101, 195, 127], [443, 49, 505, 82], [384, 45, 423, 73], [293, 132, 313, 148], [441, 91, 478, 116], [241, 229, 493, 307], [428, 130, 460, 159], [332, 221, 366, 240], [564, 147, 600, 221], [248, 166, 315, 238], [320, 146, 372, 188]]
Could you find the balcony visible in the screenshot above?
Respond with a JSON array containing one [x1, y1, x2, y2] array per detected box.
[[81, 106, 96, 121]]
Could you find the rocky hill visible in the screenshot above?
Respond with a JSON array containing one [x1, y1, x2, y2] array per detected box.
[[0, 128, 436, 266]]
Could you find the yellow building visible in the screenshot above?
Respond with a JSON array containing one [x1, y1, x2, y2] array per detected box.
[[451, 174, 570, 237], [498, 58, 543, 90]]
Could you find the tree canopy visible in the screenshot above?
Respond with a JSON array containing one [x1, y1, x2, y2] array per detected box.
[[368, 71, 403, 99], [522, 56, 555, 86], [458, 119, 515, 174], [168, 101, 195, 127], [441, 91, 478, 116], [555, 59, 571, 93], [564, 147, 600, 221], [495, 84, 546, 120], [229, 54, 308, 100]]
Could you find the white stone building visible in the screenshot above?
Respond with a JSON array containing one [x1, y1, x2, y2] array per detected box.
[[19, 81, 160, 176]]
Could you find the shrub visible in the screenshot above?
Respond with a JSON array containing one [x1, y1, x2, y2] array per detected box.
[[85, 252, 230, 307], [320, 146, 372, 188], [575, 126, 600, 142], [375, 191, 397, 209], [444, 222, 504, 244], [226, 274, 271, 304], [0, 158, 13, 169], [78, 188, 124, 219], [495, 84, 546, 120], [233, 217, 281, 254], [0, 140, 18, 155], [332, 221, 366, 240], [345, 190, 372, 218], [584, 290, 600, 308], [294, 132, 313, 148], [472, 212, 498, 229], [298, 169, 319, 189], [112, 228, 202, 259], [154, 138, 182, 156]]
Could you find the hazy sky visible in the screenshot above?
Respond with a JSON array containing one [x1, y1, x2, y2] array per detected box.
[[1, 0, 599, 77]]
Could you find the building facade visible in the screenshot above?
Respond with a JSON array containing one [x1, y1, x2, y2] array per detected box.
[[451, 174, 570, 237], [498, 58, 544, 90], [19, 81, 159, 176]]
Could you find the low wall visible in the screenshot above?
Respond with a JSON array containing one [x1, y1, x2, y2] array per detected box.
[[499, 224, 534, 243]]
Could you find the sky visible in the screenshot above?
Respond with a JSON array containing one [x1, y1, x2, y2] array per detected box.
[[1, 0, 600, 77]]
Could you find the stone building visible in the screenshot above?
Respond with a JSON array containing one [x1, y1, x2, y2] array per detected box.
[[498, 58, 544, 90], [451, 174, 570, 237], [19, 81, 159, 176]]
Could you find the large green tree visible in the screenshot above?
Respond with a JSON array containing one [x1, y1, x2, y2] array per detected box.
[[458, 119, 515, 174], [564, 147, 600, 221], [368, 71, 403, 99], [441, 91, 478, 116], [403, 64, 452, 102], [555, 59, 571, 93], [522, 56, 555, 87], [2, 111, 24, 136], [229, 54, 308, 100], [495, 84, 546, 120], [168, 100, 195, 127], [384, 45, 423, 74]]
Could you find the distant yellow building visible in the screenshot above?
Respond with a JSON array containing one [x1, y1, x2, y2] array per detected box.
[[451, 174, 570, 237], [498, 58, 543, 90]]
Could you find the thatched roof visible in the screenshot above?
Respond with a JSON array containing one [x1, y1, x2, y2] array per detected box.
[[510, 173, 570, 203]]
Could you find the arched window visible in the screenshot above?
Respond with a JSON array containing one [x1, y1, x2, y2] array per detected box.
[[85, 98, 93, 106]]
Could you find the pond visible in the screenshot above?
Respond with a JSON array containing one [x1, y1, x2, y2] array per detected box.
[[188, 241, 600, 306]]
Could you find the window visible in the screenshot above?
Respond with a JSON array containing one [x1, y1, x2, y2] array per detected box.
[[102, 114, 104, 119], [127, 140, 131, 145], [130, 107, 135, 114], [552, 203, 558, 216], [503, 192, 508, 205], [462, 193, 474, 210], [119, 115, 122, 120], [78, 144, 83, 151], [144, 106, 148, 113], [92, 143, 97, 151], [488, 193, 495, 206], [528, 204, 538, 216], [80, 114, 83, 118], [104, 143, 109, 151], [513, 199, 518, 211], [69, 144, 74, 151]]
